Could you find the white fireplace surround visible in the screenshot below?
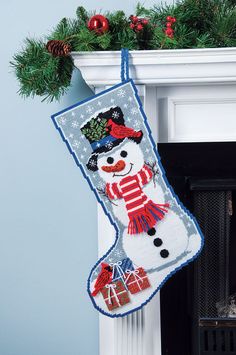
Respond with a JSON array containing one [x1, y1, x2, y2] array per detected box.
[[72, 48, 236, 355]]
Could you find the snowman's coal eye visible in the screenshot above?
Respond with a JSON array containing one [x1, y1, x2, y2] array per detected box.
[[120, 150, 128, 158], [107, 157, 114, 164]]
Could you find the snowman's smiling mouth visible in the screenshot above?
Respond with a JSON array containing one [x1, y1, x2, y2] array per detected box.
[[113, 163, 133, 177]]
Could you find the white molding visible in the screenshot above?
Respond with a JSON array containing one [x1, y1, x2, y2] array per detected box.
[[72, 48, 236, 86], [166, 97, 236, 142]]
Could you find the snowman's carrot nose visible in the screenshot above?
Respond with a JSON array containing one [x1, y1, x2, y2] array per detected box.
[[101, 160, 126, 173]]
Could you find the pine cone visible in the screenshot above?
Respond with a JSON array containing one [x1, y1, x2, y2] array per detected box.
[[46, 40, 71, 57]]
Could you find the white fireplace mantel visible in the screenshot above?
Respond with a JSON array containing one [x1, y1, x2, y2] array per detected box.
[[72, 48, 236, 355], [72, 47, 236, 86]]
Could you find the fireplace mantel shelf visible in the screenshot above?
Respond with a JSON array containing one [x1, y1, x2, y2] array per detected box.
[[72, 47, 236, 86]]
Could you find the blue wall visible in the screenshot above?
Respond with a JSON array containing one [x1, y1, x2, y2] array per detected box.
[[0, 0, 164, 354]]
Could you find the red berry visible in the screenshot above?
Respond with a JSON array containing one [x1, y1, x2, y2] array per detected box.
[[136, 23, 143, 31], [141, 18, 149, 25], [171, 17, 176, 23], [166, 22, 172, 28], [165, 28, 173, 36], [166, 16, 172, 21], [132, 16, 139, 24], [130, 23, 135, 29]]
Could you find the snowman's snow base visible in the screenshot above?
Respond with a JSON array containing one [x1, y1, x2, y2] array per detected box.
[[122, 210, 190, 271], [52, 79, 204, 317]]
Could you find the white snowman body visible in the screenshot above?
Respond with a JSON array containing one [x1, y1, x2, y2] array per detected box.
[[96, 139, 197, 270]]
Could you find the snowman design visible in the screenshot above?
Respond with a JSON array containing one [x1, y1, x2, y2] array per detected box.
[[80, 104, 203, 316], [53, 81, 203, 317]]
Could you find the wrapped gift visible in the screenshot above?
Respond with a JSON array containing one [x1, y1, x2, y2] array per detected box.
[[100, 280, 130, 311], [110, 257, 134, 283], [124, 267, 151, 294]]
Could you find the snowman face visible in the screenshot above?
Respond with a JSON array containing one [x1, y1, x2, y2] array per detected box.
[[97, 140, 144, 184]]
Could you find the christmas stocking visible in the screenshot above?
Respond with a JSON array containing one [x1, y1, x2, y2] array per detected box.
[[52, 49, 204, 317]]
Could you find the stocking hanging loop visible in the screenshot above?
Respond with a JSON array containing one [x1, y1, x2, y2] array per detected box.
[[121, 48, 130, 82]]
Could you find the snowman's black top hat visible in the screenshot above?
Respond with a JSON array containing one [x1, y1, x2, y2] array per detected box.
[[81, 106, 143, 171]]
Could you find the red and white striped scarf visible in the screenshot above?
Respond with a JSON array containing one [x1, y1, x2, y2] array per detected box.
[[106, 164, 169, 235]]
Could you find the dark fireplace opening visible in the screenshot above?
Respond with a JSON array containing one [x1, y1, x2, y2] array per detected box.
[[158, 142, 236, 355]]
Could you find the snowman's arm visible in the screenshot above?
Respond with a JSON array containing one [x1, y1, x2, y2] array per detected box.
[[137, 165, 153, 187], [106, 183, 123, 200], [97, 186, 120, 206], [144, 162, 159, 185]]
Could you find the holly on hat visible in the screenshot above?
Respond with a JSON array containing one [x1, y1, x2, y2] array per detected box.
[[80, 106, 143, 171]]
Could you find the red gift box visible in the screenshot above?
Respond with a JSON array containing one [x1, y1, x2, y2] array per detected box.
[[100, 280, 130, 311], [124, 267, 151, 294]]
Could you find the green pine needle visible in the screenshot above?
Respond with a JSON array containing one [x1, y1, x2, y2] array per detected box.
[[11, 38, 74, 102]]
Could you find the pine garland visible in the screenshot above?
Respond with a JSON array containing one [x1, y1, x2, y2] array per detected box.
[[11, 0, 236, 102]]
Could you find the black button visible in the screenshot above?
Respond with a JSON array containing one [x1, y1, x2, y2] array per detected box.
[[153, 238, 163, 247], [147, 228, 156, 236], [160, 249, 169, 258]]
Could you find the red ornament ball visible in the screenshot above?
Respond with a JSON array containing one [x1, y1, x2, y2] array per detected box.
[[88, 14, 109, 34]]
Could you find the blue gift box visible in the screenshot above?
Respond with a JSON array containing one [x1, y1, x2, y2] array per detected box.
[[111, 257, 134, 282]]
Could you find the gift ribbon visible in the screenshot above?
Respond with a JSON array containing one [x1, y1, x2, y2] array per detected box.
[[105, 284, 120, 306], [110, 261, 125, 282], [124, 269, 143, 291]]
